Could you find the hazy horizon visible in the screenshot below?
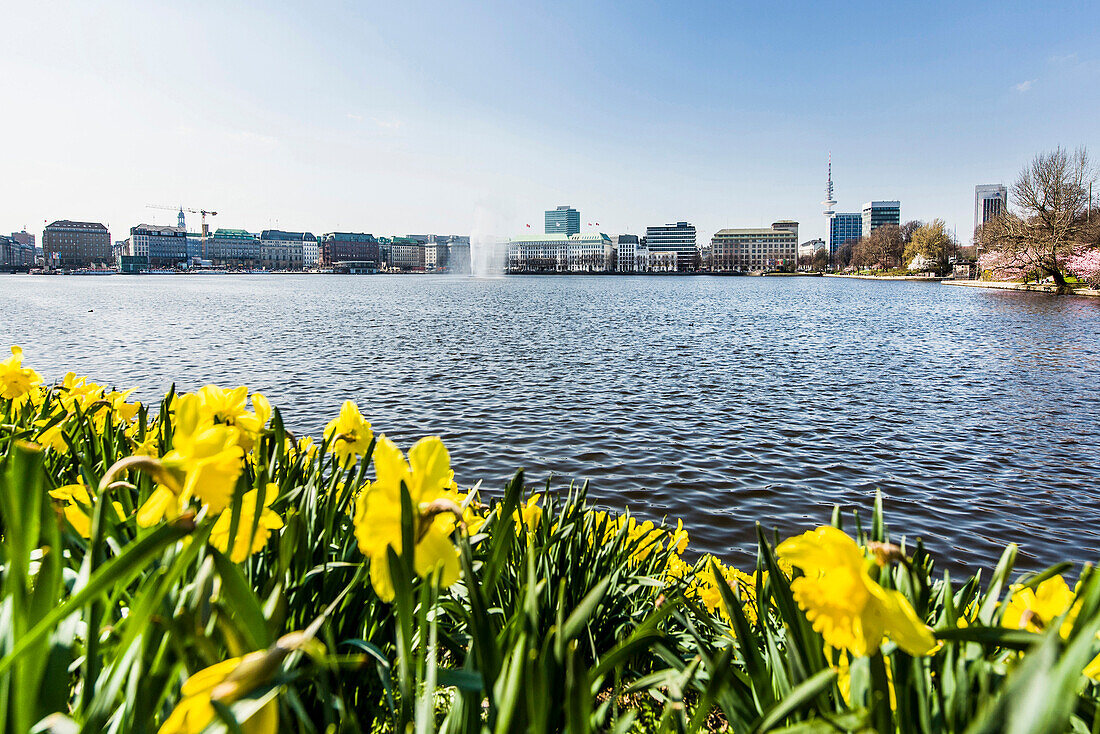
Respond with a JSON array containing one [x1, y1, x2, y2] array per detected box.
[[2, 1, 1097, 244]]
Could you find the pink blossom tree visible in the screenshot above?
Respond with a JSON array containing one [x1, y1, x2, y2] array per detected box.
[[1066, 247, 1100, 288], [977, 147, 1096, 293]]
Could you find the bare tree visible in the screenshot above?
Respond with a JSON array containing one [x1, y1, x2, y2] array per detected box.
[[900, 220, 923, 246], [836, 240, 857, 269], [979, 147, 1096, 292], [856, 225, 904, 269], [812, 248, 828, 271]]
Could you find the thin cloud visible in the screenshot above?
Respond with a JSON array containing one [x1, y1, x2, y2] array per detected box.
[[1049, 53, 1078, 64], [226, 129, 278, 147], [346, 113, 401, 130], [1013, 79, 1036, 93]]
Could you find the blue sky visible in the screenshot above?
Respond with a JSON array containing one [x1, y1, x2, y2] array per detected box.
[[1, 0, 1097, 244]]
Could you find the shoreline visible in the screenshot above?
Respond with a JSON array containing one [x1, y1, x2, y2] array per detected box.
[[943, 280, 1100, 297], [823, 273, 945, 282]]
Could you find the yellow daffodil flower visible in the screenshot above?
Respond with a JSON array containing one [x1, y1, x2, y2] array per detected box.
[[665, 553, 694, 583], [352, 436, 460, 601], [136, 395, 244, 524], [166, 424, 244, 513], [324, 400, 373, 467], [776, 526, 936, 657], [669, 519, 690, 555], [158, 656, 278, 734], [0, 346, 43, 401], [137, 483, 186, 527], [56, 372, 105, 413], [194, 385, 270, 450], [34, 418, 70, 454], [209, 484, 285, 562], [196, 385, 251, 424], [513, 494, 542, 534], [49, 477, 126, 538], [457, 491, 487, 535], [691, 557, 759, 624], [1000, 575, 1100, 679], [1002, 575, 1077, 635]]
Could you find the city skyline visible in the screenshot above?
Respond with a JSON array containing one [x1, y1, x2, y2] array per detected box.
[[1, 2, 1097, 244]]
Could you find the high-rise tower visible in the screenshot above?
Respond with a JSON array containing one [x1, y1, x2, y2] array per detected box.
[[822, 153, 837, 225]]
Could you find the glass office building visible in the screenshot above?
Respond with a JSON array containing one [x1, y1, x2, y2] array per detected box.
[[974, 184, 1008, 232], [828, 213, 863, 256], [861, 201, 901, 235], [544, 205, 580, 236], [645, 222, 697, 271]]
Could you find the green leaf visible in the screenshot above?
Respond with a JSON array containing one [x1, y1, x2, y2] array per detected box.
[[751, 668, 838, 733]]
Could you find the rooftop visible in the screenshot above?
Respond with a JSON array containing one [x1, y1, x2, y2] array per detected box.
[[131, 224, 186, 235], [45, 220, 108, 231], [713, 228, 799, 236], [508, 233, 611, 243], [261, 229, 318, 242]]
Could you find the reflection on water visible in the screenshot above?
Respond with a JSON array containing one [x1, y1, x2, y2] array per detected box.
[[3, 274, 1099, 574]]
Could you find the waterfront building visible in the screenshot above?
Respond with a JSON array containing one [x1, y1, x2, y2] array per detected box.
[[545, 205, 580, 236], [862, 201, 901, 235], [828, 213, 862, 257], [710, 221, 799, 272], [646, 247, 677, 272], [798, 238, 826, 259], [209, 228, 261, 268], [43, 220, 111, 269], [186, 233, 204, 261], [120, 255, 147, 274], [613, 235, 638, 273], [448, 238, 471, 273], [389, 237, 425, 271], [303, 236, 320, 269], [130, 224, 189, 267], [320, 232, 379, 268], [974, 184, 1008, 232], [645, 222, 697, 271], [434, 235, 467, 272], [11, 230, 35, 250], [506, 233, 613, 273], [259, 230, 314, 270], [0, 235, 35, 270]]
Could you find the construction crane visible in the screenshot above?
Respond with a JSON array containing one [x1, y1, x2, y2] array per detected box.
[[146, 204, 218, 259]]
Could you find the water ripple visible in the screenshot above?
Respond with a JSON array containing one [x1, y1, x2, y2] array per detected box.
[[3, 273, 1099, 574]]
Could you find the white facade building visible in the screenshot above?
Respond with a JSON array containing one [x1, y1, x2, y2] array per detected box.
[[302, 236, 320, 269], [798, 238, 826, 259], [506, 233, 613, 272], [613, 235, 638, 272]]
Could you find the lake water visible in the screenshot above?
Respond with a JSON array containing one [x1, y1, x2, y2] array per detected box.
[[3, 273, 1099, 574]]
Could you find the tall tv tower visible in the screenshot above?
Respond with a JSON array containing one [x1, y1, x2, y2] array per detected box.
[[822, 153, 837, 250], [822, 153, 837, 216]]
